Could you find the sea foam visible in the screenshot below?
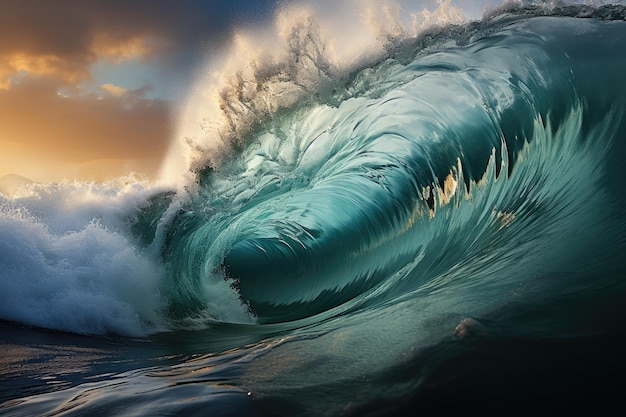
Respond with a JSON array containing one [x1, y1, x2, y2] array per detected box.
[[0, 179, 169, 336]]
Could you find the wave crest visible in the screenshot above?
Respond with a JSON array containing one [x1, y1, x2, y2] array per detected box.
[[160, 0, 470, 183]]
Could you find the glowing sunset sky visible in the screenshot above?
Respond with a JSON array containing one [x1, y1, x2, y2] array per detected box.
[[0, 0, 275, 182]]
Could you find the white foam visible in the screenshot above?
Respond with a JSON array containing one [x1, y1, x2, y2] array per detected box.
[[0, 178, 170, 336], [0, 174, 260, 334]]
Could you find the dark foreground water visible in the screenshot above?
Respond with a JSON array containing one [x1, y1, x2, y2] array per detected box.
[[2, 4, 626, 416]]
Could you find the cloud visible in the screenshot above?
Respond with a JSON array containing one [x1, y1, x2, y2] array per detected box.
[[0, 54, 86, 90], [101, 83, 129, 97], [91, 34, 158, 64]]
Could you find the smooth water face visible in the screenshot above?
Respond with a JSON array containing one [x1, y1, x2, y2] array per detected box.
[[2, 4, 626, 417]]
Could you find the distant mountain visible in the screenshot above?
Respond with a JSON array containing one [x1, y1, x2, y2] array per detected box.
[[0, 174, 34, 196]]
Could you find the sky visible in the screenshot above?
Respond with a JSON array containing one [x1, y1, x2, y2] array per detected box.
[[0, 0, 277, 183]]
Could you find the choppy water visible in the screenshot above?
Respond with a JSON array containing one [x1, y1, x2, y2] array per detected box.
[[2, 2, 626, 416]]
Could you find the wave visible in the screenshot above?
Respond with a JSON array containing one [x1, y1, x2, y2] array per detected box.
[[1, 2, 626, 336], [161, 8, 626, 325]]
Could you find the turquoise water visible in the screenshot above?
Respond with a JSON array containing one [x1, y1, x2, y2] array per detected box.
[[2, 4, 626, 416]]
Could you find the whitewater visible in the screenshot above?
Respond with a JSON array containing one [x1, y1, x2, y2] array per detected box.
[[2, 1, 626, 416]]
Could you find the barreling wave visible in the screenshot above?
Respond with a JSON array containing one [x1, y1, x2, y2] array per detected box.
[[159, 8, 626, 325], [2, 3, 626, 336]]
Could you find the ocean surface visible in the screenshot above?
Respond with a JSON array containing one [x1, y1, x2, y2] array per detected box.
[[2, 2, 626, 416]]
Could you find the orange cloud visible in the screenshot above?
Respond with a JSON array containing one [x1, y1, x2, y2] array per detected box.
[[0, 53, 89, 90], [101, 83, 129, 97], [91, 33, 159, 63]]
